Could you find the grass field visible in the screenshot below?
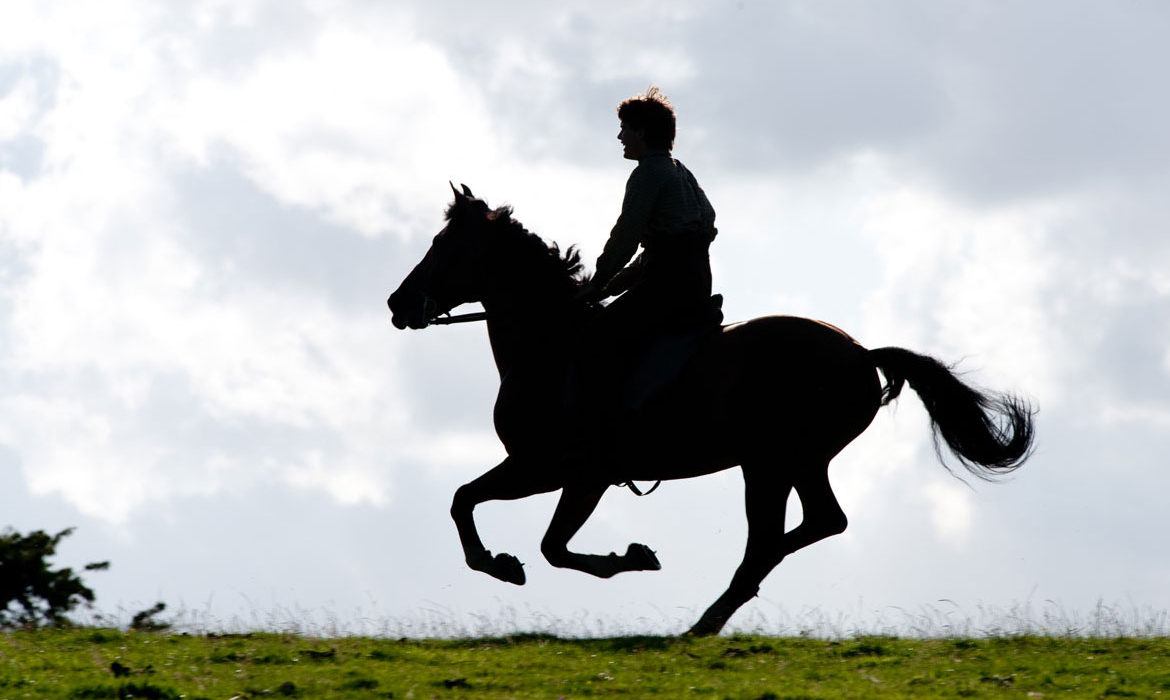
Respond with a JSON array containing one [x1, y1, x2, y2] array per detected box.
[[2, 629, 1168, 699]]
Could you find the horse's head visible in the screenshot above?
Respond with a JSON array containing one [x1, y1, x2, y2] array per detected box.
[[388, 183, 492, 330]]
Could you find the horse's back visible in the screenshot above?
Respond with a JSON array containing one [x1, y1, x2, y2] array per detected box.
[[650, 316, 879, 430], [707, 315, 872, 378], [621, 314, 883, 470], [721, 314, 864, 349]]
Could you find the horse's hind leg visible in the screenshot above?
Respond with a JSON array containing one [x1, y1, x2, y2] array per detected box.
[[686, 466, 793, 636], [451, 455, 561, 585], [686, 460, 846, 636], [540, 484, 661, 578]]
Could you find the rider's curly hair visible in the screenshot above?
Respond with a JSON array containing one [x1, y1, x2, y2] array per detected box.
[[617, 86, 676, 151]]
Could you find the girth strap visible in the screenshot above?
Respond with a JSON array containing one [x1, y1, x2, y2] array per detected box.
[[620, 480, 662, 497]]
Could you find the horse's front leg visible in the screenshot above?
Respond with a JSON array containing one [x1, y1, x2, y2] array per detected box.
[[539, 484, 662, 578], [451, 455, 561, 585]]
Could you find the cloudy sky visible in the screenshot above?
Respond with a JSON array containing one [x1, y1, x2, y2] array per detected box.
[[2, 0, 1168, 635]]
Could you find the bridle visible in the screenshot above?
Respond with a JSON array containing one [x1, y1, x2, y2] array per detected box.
[[396, 202, 659, 494]]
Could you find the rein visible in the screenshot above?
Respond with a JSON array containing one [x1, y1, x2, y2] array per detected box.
[[429, 311, 488, 325]]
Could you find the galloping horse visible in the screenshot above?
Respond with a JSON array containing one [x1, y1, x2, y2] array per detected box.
[[387, 185, 1035, 636]]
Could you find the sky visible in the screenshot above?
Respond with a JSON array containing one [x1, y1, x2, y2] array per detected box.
[[2, 0, 1168, 636]]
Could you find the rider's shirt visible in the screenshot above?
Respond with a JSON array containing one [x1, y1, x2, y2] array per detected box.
[[593, 150, 717, 292]]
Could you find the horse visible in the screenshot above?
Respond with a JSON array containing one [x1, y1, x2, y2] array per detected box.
[[387, 184, 1035, 636]]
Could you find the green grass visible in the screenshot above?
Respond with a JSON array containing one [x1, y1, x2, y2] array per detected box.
[[2, 629, 1169, 698]]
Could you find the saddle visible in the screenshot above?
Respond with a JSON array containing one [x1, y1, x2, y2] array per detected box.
[[567, 294, 724, 417], [621, 293, 723, 411]]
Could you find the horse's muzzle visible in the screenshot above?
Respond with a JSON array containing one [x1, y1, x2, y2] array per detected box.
[[387, 293, 437, 330]]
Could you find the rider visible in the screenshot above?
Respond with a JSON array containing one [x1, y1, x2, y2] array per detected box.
[[577, 87, 720, 414]]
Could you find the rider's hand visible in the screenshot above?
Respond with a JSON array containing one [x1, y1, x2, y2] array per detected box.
[[575, 282, 604, 303]]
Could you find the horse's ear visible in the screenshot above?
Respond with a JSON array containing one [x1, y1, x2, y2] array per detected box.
[[449, 181, 463, 201], [461, 184, 474, 198]]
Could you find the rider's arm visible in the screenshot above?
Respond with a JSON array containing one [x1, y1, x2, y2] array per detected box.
[[592, 163, 662, 292], [600, 252, 645, 297]]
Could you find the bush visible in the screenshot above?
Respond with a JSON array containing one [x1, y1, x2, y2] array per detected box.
[[0, 527, 109, 627], [131, 601, 171, 631]]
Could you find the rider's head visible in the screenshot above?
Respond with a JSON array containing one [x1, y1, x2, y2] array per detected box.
[[617, 86, 676, 152]]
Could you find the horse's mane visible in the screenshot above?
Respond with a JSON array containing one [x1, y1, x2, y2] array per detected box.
[[446, 199, 587, 291]]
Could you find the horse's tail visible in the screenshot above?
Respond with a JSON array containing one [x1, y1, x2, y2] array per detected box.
[[869, 347, 1035, 480]]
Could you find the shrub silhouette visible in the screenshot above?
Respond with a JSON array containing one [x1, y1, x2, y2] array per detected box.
[[0, 527, 108, 627], [131, 601, 171, 631]]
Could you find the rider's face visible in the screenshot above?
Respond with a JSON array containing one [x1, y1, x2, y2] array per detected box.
[[618, 122, 648, 161]]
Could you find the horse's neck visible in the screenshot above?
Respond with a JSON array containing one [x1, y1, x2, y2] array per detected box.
[[483, 293, 578, 379]]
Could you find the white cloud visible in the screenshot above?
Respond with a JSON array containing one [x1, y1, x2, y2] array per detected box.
[[857, 180, 1067, 405], [0, 76, 38, 142], [0, 2, 442, 518], [155, 14, 503, 239], [2, 0, 1170, 631], [921, 479, 974, 545]]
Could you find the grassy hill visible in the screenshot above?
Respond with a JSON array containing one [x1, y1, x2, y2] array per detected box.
[[2, 629, 1169, 698]]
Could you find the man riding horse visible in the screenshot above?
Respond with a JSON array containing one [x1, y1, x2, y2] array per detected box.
[[577, 87, 722, 420], [385, 87, 1035, 636]]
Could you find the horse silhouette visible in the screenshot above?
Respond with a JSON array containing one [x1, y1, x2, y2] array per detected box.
[[387, 185, 1035, 636]]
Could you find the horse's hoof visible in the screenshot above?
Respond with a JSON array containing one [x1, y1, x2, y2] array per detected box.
[[625, 543, 661, 571], [684, 618, 723, 637], [469, 551, 526, 585], [490, 552, 526, 585]]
